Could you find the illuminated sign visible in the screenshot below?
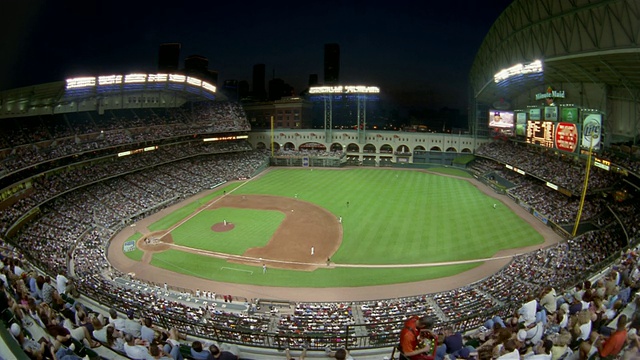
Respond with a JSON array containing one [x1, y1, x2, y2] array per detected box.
[[117, 145, 158, 157], [535, 89, 566, 100], [555, 122, 578, 152], [147, 74, 168, 82], [581, 113, 602, 150], [98, 75, 122, 85], [529, 108, 541, 121], [561, 108, 578, 122], [124, 74, 147, 83], [66, 77, 96, 88], [187, 77, 202, 86], [515, 112, 527, 137], [526, 120, 554, 148], [546, 182, 558, 190], [544, 107, 558, 121], [202, 81, 216, 92], [594, 158, 611, 171], [493, 60, 542, 83], [505, 164, 525, 175], [65, 73, 216, 94], [203, 135, 249, 142], [309, 85, 380, 94]]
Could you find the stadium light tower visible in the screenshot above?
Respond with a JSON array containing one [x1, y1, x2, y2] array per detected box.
[[308, 85, 380, 144]]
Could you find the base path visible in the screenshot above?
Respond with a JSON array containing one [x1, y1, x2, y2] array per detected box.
[[107, 172, 562, 302]]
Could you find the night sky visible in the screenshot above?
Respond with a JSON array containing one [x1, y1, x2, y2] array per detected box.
[[1, 0, 513, 111]]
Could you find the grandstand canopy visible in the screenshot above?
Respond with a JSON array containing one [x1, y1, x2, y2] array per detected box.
[[0, 73, 220, 119]]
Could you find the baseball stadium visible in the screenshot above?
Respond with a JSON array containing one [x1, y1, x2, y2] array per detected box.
[[1, 0, 640, 359]]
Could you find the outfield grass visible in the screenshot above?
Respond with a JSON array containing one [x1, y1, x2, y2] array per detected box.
[[135, 168, 544, 287]]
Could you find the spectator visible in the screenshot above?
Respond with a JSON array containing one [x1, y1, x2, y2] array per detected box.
[[56, 271, 70, 296], [108, 308, 126, 332], [399, 316, 436, 359], [9, 322, 56, 359], [124, 333, 153, 360], [124, 309, 142, 338], [190, 340, 210, 360], [209, 344, 239, 359], [105, 325, 126, 353], [141, 317, 157, 344], [597, 314, 628, 359]]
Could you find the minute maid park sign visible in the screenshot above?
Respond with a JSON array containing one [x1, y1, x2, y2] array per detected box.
[[535, 86, 566, 100]]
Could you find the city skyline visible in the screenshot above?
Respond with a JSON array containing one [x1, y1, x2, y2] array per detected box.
[[1, 0, 513, 111]]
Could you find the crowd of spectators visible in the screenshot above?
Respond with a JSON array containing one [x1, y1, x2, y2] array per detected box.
[[0, 101, 250, 174], [276, 303, 356, 348], [0, 140, 257, 235], [2, 102, 640, 359], [604, 144, 640, 174], [507, 182, 604, 224], [476, 141, 622, 193], [473, 144, 622, 224]]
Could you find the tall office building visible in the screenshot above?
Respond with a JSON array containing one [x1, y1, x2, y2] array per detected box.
[[184, 54, 217, 84], [324, 43, 340, 85], [158, 43, 181, 72], [308, 74, 319, 87], [252, 64, 267, 101], [184, 55, 208, 75]]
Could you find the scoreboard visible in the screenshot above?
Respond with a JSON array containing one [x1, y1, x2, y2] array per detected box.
[[526, 120, 554, 148], [525, 120, 578, 152]]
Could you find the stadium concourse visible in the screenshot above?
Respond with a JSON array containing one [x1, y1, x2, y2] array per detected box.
[[0, 100, 638, 360]]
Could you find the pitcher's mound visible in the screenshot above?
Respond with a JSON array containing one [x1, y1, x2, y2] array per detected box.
[[211, 222, 235, 232]]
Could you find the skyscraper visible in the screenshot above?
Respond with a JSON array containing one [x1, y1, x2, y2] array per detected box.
[[184, 55, 208, 75], [308, 74, 318, 87], [158, 43, 181, 72], [324, 44, 340, 85]]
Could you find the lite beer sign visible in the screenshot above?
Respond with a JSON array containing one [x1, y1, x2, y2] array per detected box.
[[582, 114, 602, 150]]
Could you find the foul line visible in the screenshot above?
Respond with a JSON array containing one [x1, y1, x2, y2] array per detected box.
[[168, 243, 519, 269]]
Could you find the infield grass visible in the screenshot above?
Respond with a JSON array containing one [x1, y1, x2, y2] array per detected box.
[[171, 209, 284, 254], [124, 232, 144, 261], [138, 168, 544, 287]]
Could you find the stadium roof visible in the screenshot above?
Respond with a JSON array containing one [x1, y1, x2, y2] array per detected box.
[[470, 0, 640, 104]]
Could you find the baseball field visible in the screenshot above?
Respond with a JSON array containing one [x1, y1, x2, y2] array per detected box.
[[114, 167, 548, 290]]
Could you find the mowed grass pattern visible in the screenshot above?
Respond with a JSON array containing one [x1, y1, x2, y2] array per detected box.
[[231, 169, 541, 264], [141, 168, 544, 287]]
